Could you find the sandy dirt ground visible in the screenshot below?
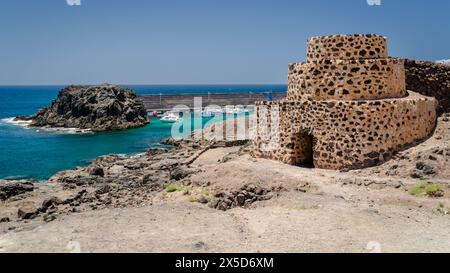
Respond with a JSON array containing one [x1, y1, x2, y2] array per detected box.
[[0, 115, 449, 253]]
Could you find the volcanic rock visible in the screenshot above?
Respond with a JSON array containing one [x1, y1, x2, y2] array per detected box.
[[18, 205, 39, 220], [17, 84, 149, 132], [0, 180, 34, 201]]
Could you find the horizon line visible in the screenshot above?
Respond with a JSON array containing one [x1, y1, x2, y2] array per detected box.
[[0, 83, 288, 87]]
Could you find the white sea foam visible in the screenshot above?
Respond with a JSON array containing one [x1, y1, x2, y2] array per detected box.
[[0, 117, 93, 135], [129, 152, 146, 158], [2, 175, 32, 181], [114, 152, 146, 159], [41, 127, 93, 135], [0, 117, 32, 127]]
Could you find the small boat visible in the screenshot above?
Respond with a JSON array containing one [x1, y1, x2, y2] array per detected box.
[[160, 112, 182, 123]]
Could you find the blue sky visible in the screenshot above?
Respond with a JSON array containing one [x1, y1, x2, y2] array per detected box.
[[0, 0, 449, 85]]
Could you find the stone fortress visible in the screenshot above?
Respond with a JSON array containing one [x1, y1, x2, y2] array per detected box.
[[253, 34, 438, 170]]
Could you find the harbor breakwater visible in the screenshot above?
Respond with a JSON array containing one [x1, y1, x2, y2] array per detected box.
[[139, 92, 287, 112]]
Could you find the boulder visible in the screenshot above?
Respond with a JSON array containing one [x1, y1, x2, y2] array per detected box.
[[18, 205, 39, 220], [95, 184, 112, 195], [170, 166, 194, 181], [41, 197, 62, 210], [161, 137, 182, 147], [89, 166, 105, 177], [17, 84, 149, 132], [43, 213, 57, 223], [410, 161, 437, 179], [197, 196, 208, 204]]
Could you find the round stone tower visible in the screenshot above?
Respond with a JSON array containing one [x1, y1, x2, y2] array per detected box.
[[253, 34, 437, 170]]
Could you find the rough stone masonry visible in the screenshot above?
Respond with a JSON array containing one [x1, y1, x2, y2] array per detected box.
[[253, 34, 437, 170], [405, 59, 450, 115]]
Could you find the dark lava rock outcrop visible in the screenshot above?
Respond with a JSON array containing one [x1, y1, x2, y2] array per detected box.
[[0, 180, 34, 201], [18, 84, 149, 132]]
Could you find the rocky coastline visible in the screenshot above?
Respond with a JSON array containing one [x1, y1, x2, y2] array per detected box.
[[0, 113, 450, 252], [15, 84, 149, 132], [0, 137, 278, 224]]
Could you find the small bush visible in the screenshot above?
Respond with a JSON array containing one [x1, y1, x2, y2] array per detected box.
[[166, 184, 179, 193], [409, 182, 427, 197], [200, 187, 210, 196], [182, 187, 192, 195], [409, 182, 444, 198], [426, 184, 444, 197], [165, 184, 192, 195]]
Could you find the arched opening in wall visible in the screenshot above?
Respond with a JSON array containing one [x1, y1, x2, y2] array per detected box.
[[293, 130, 315, 168]]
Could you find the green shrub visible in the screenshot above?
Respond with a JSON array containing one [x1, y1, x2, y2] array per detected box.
[[425, 184, 444, 197], [409, 182, 427, 197], [165, 184, 192, 195], [182, 187, 192, 195], [200, 187, 210, 196], [409, 181, 444, 198], [166, 184, 179, 193]]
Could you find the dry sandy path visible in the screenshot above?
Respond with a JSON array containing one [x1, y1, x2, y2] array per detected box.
[[1, 189, 450, 253]]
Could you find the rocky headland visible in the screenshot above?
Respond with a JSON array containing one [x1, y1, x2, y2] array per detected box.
[[16, 84, 149, 132]]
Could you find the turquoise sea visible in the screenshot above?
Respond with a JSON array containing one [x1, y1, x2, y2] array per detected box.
[[0, 85, 286, 180]]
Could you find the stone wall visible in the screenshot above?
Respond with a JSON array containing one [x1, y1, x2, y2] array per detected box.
[[405, 59, 450, 114], [253, 34, 438, 170], [307, 34, 387, 62], [288, 58, 406, 101], [254, 92, 437, 170]]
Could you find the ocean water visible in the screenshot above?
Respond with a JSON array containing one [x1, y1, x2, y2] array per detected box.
[[0, 85, 286, 180]]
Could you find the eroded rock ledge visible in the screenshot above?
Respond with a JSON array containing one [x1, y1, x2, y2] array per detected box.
[[0, 180, 34, 201], [17, 84, 149, 132]]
